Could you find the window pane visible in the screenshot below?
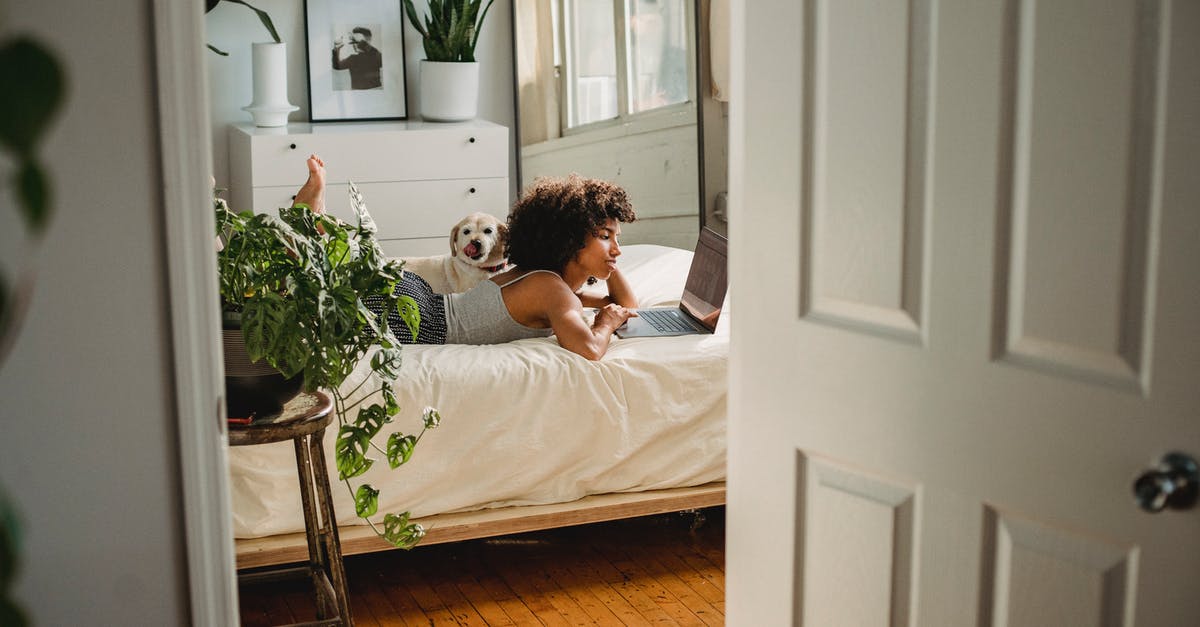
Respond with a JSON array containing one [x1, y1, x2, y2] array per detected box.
[[566, 0, 618, 126], [626, 0, 690, 113]]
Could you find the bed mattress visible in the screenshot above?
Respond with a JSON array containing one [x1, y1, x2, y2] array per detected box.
[[228, 244, 728, 538]]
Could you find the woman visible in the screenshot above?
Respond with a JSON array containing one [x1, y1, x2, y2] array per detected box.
[[294, 155, 639, 360]]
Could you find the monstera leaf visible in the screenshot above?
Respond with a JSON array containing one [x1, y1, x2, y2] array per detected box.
[[0, 37, 65, 235]]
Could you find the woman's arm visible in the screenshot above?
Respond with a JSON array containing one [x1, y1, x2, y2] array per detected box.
[[576, 267, 638, 309], [547, 284, 635, 361]]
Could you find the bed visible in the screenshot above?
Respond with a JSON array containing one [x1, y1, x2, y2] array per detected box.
[[229, 243, 728, 568]]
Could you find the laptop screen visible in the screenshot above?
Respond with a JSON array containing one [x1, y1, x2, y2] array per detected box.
[[679, 228, 728, 331]]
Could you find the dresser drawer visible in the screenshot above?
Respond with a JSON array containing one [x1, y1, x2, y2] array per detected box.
[[230, 122, 508, 187], [251, 178, 510, 242], [378, 237, 450, 258]]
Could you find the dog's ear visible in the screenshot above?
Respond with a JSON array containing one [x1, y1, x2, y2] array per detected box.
[[449, 220, 461, 256], [497, 221, 510, 250]]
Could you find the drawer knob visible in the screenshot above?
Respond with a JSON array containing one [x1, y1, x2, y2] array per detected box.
[[469, 187, 476, 194], [289, 143, 297, 149], [468, 136, 476, 143]]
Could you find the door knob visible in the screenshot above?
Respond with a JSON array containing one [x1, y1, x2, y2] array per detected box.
[[1132, 452, 1198, 512]]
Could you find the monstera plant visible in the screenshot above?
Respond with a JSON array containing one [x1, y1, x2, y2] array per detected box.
[[0, 32, 65, 627], [215, 185, 437, 548]]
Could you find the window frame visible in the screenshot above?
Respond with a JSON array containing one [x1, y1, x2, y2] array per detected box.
[[556, 0, 697, 137]]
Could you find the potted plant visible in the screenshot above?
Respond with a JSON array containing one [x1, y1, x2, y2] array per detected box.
[[205, 0, 298, 127], [403, 0, 496, 121], [215, 185, 436, 549]]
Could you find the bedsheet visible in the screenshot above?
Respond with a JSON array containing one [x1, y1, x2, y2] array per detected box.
[[228, 244, 728, 538]]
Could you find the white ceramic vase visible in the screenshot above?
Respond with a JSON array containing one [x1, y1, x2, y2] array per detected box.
[[243, 42, 298, 128], [419, 60, 480, 122]]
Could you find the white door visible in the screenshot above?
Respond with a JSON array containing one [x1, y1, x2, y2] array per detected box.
[[727, 1, 1200, 625]]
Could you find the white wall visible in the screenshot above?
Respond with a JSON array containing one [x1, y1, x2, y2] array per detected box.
[[205, 0, 517, 201], [0, 1, 189, 624], [522, 115, 701, 250]]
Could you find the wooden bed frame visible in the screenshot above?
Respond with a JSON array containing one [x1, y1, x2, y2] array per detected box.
[[236, 481, 725, 569]]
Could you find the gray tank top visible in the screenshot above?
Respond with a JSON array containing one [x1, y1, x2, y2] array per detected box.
[[443, 270, 558, 344]]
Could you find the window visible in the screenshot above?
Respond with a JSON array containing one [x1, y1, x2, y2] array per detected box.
[[558, 0, 694, 130]]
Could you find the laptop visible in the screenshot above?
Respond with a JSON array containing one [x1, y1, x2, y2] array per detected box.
[[615, 228, 728, 338]]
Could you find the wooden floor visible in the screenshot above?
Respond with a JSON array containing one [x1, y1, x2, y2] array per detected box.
[[238, 506, 726, 626]]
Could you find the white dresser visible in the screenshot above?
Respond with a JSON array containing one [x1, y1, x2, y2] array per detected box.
[[228, 120, 509, 257]]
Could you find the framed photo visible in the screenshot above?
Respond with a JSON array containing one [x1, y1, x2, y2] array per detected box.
[[304, 0, 408, 122]]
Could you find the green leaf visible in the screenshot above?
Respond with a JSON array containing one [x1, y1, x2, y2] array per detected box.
[[0, 486, 21, 592], [380, 382, 400, 416], [397, 295, 421, 342], [402, 0, 429, 39], [0, 38, 65, 237], [0, 37, 66, 158], [404, 0, 492, 61], [382, 512, 426, 549], [277, 325, 312, 379], [0, 600, 27, 627], [323, 284, 360, 342], [335, 425, 374, 480], [371, 348, 403, 381], [469, 0, 496, 60], [356, 404, 389, 440], [15, 161, 50, 235], [241, 291, 288, 364], [353, 484, 380, 518], [348, 181, 378, 236], [325, 236, 350, 269], [386, 433, 416, 469]]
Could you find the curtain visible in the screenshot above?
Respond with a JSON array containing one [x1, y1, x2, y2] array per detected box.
[[515, 0, 561, 146], [709, 0, 730, 102]]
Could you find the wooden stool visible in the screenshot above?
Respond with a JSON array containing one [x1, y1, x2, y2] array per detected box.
[[230, 391, 352, 626]]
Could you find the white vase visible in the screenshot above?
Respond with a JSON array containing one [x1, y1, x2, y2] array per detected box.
[[419, 60, 480, 122], [243, 42, 298, 128]]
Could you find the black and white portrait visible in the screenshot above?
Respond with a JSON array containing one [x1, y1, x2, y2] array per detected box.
[[331, 24, 383, 91], [305, 0, 407, 121]]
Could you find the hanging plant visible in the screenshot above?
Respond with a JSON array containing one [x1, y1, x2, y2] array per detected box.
[[215, 184, 438, 548]]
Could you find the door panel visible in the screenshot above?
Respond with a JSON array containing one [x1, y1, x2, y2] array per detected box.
[[994, 0, 1165, 391], [799, 453, 919, 627], [728, 1, 1200, 625], [803, 0, 934, 343], [980, 506, 1138, 627]]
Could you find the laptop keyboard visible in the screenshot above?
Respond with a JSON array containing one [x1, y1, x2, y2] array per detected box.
[[639, 309, 694, 332]]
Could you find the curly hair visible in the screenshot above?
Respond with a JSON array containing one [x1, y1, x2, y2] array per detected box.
[[505, 175, 637, 272]]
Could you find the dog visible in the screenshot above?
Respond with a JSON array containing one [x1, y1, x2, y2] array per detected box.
[[400, 212, 509, 294]]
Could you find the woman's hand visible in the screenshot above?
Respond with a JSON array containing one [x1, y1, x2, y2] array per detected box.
[[592, 303, 637, 333]]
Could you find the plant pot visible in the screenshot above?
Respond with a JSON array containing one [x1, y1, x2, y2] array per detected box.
[[419, 60, 480, 122], [243, 42, 299, 127], [222, 315, 303, 419]]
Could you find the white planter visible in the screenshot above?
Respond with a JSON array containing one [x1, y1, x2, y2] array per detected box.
[[243, 42, 298, 128], [419, 60, 480, 122]]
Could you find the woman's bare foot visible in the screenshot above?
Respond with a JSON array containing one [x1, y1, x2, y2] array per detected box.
[[293, 154, 326, 214]]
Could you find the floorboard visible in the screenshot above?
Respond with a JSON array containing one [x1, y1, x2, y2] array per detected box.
[[239, 506, 725, 625]]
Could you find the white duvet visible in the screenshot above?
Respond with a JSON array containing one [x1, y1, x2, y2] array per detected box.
[[228, 244, 728, 538]]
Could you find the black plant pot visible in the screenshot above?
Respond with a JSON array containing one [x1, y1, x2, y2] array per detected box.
[[222, 314, 303, 419]]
